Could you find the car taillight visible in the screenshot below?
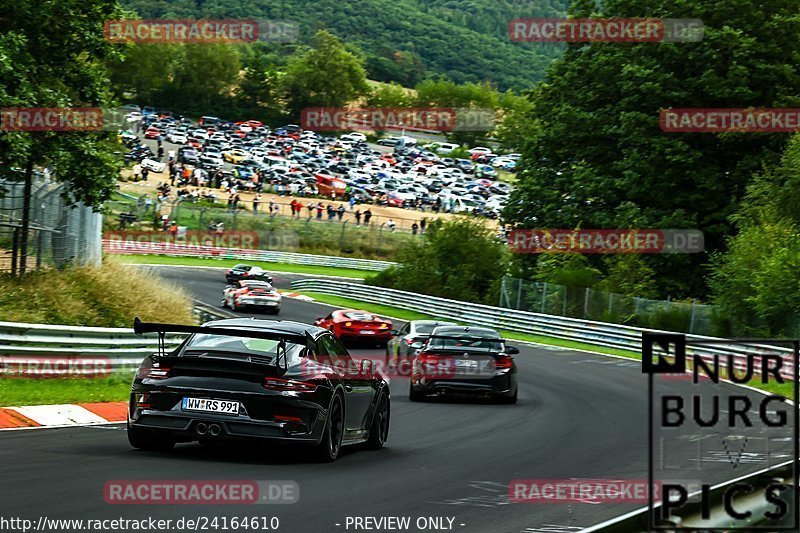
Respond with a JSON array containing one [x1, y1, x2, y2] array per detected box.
[[274, 414, 304, 423], [495, 355, 513, 369], [263, 377, 318, 392], [136, 365, 171, 380]]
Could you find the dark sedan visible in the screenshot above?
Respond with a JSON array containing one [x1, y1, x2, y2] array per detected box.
[[128, 318, 391, 461], [409, 325, 519, 404]]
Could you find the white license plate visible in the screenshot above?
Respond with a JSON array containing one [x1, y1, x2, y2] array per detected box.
[[181, 397, 240, 415], [359, 330, 375, 335], [454, 359, 478, 368]]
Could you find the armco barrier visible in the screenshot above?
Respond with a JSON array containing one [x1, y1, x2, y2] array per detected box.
[[290, 279, 796, 379], [102, 239, 396, 272], [0, 303, 227, 373]]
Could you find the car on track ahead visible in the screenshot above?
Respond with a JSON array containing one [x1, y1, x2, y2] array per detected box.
[[386, 320, 457, 364], [128, 317, 391, 461], [222, 280, 282, 314], [225, 264, 273, 284], [409, 325, 519, 404], [315, 309, 393, 346]]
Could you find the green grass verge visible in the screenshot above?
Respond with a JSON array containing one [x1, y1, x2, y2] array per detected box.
[[119, 254, 376, 279], [0, 374, 132, 407], [296, 290, 794, 399], [297, 292, 438, 321]]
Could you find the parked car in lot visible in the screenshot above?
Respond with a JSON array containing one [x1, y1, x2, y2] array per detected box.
[[408, 325, 519, 404], [167, 131, 188, 145], [315, 309, 393, 347], [377, 136, 399, 146], [140, 158, 166, 173], [222, 280, 282, 314], [129, 317, 390, 460], [178, 149, 200, 165], [199, 153, 223, 170], [144, 127, 161, 139], [223, 148, 249, 164]]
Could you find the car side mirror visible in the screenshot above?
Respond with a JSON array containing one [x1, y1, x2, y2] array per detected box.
[[506, 346, 520, 355]]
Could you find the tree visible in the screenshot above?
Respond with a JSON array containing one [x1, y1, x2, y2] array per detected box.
[[710, 134, 800, 337], [282, 30, 369, 116], [0, 0, 124, 274], [235, 53, 287, 122], [368, 218, 508, 304], [413, 79, 499, 145], [505, 0, 800, 298], [365, 82, 410, 108], [495, 90, 537, 153]]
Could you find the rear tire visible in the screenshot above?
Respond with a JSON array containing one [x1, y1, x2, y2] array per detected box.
[[365, 393, 389, 450], [127, 422, 175, 451], [497, 388, 518, 405], [408, 385, 424, 402], [313, 394, 344, 462]]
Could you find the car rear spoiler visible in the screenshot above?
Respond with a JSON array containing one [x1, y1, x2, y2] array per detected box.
[[133, 317, 315, 375], [423, 334, 505, 353]]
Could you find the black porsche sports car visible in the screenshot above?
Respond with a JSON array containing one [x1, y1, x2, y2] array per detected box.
[[408, 325, 519, 404], [128, 317, 390, 461]]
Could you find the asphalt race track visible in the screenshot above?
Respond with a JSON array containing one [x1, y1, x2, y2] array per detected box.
[[0, 265, 794, 533]]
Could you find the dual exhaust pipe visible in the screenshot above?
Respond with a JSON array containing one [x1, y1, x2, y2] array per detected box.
[[196, 422, 222, 437]]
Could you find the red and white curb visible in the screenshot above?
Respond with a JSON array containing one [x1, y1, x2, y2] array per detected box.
[[279, 291, 316, 302], [0, 401, 127, 430]]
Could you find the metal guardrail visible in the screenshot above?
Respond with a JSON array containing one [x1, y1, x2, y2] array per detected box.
[[582, 460, 796, 531], [102, 239, 396, 271], [0, 303, 228, 373], [290, 279, 796, 379]]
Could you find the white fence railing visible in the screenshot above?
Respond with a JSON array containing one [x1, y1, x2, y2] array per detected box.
[[102, 240, 396, 271], [290, 279, 797, 380], [0, 321, 185, 372], [0, 303, 227, 373]]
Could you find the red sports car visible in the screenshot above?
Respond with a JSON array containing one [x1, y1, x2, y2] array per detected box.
[[315, 309, 393, 345], [144, 127, 161, 139]]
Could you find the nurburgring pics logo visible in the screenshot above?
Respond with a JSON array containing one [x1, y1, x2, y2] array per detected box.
[[661, 108, 800, 132], [508, 229, 704, 254], [104, 480, 298, 505], [643, 333, 798, 529], [300, 107, 495, 132], [103, 19, 299, 44], [509, 18, 704, 43]]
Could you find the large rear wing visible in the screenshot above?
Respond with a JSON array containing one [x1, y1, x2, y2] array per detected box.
[[133, 317, 314, 374]]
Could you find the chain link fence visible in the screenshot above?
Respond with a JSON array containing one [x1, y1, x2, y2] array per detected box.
[[0, 173, 102, 273], [498, 276, 719, 336]]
